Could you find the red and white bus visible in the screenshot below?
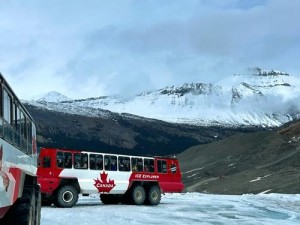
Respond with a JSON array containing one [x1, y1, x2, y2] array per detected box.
[[37, 147, 184, 207], [0, 73, 41, 225]]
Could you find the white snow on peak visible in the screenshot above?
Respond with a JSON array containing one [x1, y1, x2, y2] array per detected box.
[[35, 91, 72, 103], [27, 68, 300, 127]]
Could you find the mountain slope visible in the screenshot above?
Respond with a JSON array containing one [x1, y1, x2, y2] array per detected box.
[[25, 103, 255, 156], [177, 120, 300, 194]]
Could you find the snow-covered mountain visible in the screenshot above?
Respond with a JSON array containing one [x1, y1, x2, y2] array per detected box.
[[31, 91, 72, 103], [26, 68, 300, 127]]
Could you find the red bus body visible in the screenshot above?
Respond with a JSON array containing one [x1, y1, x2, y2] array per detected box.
[[37, 147, 184, 207]]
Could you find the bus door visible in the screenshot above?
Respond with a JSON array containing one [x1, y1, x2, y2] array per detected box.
[[167, 159, 184, 192], [38, 155, 52, 176], [37, 154, 57, 193]]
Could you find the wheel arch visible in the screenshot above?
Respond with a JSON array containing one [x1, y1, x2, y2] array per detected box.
[[128, 181, 160, 193], [16, 172, 38, 200], [56, 178, 80, 194]]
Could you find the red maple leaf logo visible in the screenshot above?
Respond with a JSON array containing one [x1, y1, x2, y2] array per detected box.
[[94, 171, 116, 193], [0, 145, 9, 192], [0, 171, 9, 192]]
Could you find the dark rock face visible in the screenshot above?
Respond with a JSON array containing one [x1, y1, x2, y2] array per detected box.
[[24, 103, 258, 156], [159, 83, 216, 96]]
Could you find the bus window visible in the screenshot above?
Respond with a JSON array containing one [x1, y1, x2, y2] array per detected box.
[[13, 103, 17, 129], [96, 154, 103, 170], [74, 153, 88, 169], [157, 160, 167, 174], [170, 163, 177, 174], [40, 157, 51, 168], [104, 155, 117, 171], [64, 152, 72, 168], [57, 151, 72, 169], [118, 156, 130, 172], [3, 89, 13, 143], [131, 157, 143, 172], [90, 154, 96, 170], [3, 89, 11, 124], [57, 152, 64, 167], [16, 106, 21, 132], [90, 154, 103, 170], [12, 106, 21, 147], [27, 119, 32, 141], [144, 158, 154, 173], [20, 111, 26, 138]]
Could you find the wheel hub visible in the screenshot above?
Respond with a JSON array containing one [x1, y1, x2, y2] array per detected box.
[[63, 191, 74, 203]]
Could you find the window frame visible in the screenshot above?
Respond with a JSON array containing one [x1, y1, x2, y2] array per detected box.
[[74, 153, 88, 170], [118, 156, 130, 172], [90, 154, 103, 170], [104, 155, 117, 171], [157, 159, 167, 174]]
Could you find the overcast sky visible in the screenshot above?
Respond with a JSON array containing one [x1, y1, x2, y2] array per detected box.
[[1, 0, 300, 100]]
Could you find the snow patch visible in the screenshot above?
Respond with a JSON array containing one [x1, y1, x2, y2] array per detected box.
[[183, 167, 204, 174], [35, 91, 72, 103], [259, 189, 272, 194], [249, 177, 262, 182]]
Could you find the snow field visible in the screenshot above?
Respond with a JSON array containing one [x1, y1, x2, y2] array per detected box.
[[41, 193, 300, 225]]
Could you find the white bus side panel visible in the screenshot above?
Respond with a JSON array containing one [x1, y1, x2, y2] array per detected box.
[[0, 139, 36, 208], [59, 169, 132, 194]]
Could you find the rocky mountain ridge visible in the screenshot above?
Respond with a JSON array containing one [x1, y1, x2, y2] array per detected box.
[[26, 68, 300, 128]]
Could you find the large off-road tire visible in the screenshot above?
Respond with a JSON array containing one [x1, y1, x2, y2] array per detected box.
[[145, 185, 161, 205], [34, 185, 41, 225], [41, 196, 53, 206], [131, 185, 146, 205], [100, 194, 121, 204], [53, 185, 78, 208], [3, 186, 36, 225]]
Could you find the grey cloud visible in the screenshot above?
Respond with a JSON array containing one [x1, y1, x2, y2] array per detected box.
[[2, 0, 300, 100], [84, 1, 299, 61], [65, 0, 300, 97]]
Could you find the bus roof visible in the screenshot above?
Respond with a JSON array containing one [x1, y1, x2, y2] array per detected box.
[[39, 147, 178, 160]]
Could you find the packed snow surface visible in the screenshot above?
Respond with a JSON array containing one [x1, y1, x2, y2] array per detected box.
[[42, 193, 300, 225]]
